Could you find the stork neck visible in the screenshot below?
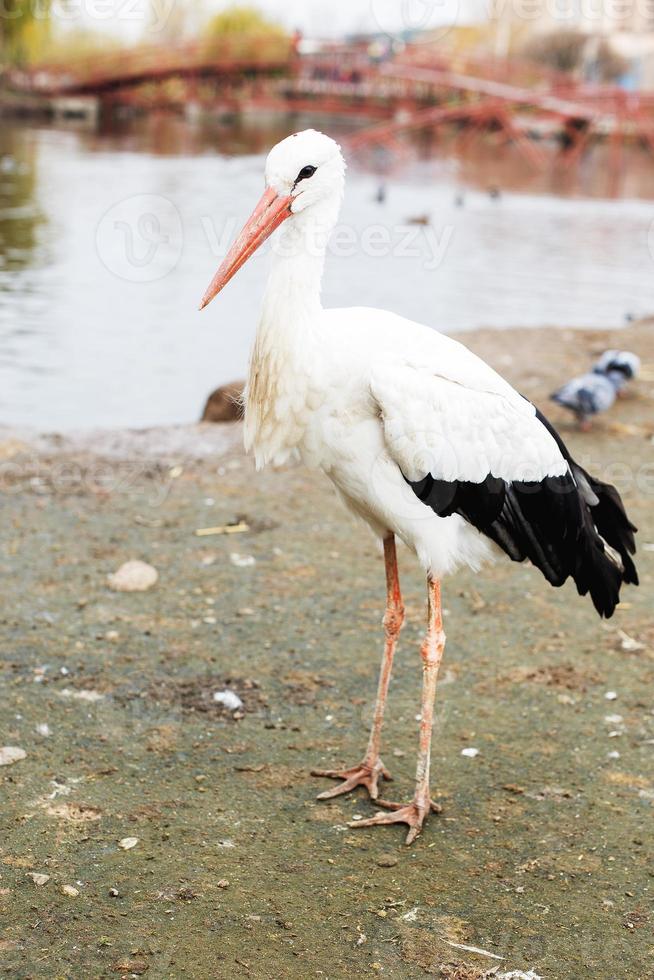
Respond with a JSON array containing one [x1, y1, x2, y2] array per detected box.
[[260, 208, 331, 330], [245, 202, 337, 466]]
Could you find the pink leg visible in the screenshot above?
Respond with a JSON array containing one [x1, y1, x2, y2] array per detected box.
[[312, 534, 404, 800], [351, 576, 445, 843]]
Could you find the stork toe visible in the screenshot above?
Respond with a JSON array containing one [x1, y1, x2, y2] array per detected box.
[[311, 760, 391, 800], [349, 798, 442, 844]]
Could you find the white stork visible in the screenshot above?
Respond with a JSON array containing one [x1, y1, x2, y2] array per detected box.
[[199, 130, 638, 843]]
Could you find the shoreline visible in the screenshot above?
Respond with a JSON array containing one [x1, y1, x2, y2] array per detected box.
[[1, 320, 652, 460]]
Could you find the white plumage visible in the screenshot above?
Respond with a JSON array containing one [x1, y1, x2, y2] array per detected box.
[[199, 129, 637, 843]]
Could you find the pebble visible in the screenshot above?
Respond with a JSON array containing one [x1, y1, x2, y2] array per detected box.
[[27, 872, 50, 886], [461, 747, 480, 758], [230, 553, 256, 568], [118, 837, 139, 850], [108, 560, 158, 592], [35, 723, 51, 737], [61, 884, 79, 897], [213, 690, 243, 711], [217, 879, 229, 888], [376, 855, 398, 867], [59, 688, 103, 703], [604, 691, 618, 701], [0, 746, 26, 766]]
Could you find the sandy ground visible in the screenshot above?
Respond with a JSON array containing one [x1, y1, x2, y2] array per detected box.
[[1, 323, 653, 979]]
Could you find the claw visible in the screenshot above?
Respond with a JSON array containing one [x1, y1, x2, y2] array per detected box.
[[349, 798, 441, 844], [311, 760, 391, 800]]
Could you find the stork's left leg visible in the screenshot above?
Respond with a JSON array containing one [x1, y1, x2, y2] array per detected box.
[[311, 534, 404, 801], [350, 576, 445, 844]]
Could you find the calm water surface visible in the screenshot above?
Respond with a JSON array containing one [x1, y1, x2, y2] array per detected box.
[[1, 115, 652, 431]]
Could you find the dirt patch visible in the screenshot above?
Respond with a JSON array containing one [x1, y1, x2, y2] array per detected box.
[[43, 802, 102, 822], [141, 675, 267, 716], [438, 965, 488, 980], [399, 927, 489, 978], [282, 670, 334, 705], [239, 764, 304, 790], [493, 663, 602, 691], [603, 771, 652, 790]]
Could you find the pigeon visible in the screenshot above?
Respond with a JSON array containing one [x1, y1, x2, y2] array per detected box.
[[551, 372, 617, 429], [592, 350, 641, 393]]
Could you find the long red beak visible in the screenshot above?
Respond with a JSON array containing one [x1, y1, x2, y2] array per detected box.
[[199, 187, 293, 310]]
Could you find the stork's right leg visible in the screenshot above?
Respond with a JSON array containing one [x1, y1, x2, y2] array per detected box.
[[350, 576, 445, 843], [311, 534, 404, 801]]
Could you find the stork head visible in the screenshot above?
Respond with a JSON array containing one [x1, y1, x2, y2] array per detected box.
[[199, 129, 345, 310]]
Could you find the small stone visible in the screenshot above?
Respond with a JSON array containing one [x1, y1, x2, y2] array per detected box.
[[35, 723, 51, 737], [27, 872, 50, 886], [108, 560, 158, 593], [376, 855, 398, 868], [0, 746, 26, 766], [118, 837, 139, 850], [59, 688, 103, 703], [217, 879, 229, 888], [109, 887, 119, 897], [213, 690, 243, 711], [461, 747, 480, 758], [229, 553, 256, 568], [604, 691, 618, 701], [61, 884, 79, 897]]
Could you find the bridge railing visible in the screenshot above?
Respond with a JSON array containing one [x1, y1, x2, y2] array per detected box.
[[11, 37, 292, 95]]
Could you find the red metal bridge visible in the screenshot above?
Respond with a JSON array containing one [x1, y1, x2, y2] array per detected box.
[[8, 38, 654, 180]]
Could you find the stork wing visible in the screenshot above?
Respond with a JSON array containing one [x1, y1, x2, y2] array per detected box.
[[370, 357, 567, 485], [369, 347, 636, 618]]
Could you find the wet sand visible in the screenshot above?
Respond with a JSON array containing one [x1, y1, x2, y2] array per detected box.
[[1, 322, 653, 979]]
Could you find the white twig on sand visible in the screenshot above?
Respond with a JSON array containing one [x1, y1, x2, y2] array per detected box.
[[441, 940, 504, 960]]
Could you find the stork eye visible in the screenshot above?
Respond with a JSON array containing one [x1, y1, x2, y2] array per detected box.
[[295, 165, 317, 184]]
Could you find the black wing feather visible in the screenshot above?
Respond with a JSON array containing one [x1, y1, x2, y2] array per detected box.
[[405, 406, 638, 619]]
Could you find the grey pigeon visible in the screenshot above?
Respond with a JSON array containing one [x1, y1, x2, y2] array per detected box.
[[592, 350, 640, 392], [551, 372, 618, 428]]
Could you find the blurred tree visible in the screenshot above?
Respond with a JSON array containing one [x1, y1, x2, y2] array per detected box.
[[0, 0, 52, 64], [37, 28, 123, 66], [201, 5, 290, 62], [205, 5, 286, 38]]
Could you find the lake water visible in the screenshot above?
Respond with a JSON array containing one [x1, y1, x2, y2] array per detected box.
[[1, 114, 653, 431]]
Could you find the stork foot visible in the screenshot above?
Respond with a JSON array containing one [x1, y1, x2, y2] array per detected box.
[[349, 797, 442, 845], [311, 759, 391, 800]]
